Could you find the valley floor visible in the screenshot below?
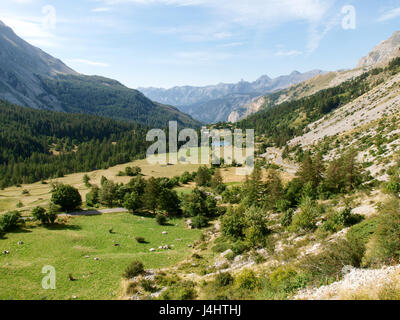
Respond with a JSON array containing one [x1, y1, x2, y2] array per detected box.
[[0, 213, 200, 300]]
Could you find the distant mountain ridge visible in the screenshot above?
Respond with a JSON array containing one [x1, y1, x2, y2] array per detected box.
[[139, 70, 324, 123], [0, 21, 200, 128]]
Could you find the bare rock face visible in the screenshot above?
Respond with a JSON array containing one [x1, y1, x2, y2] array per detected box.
[[358, 31, 400, 68], [0, 20, 77, 110]]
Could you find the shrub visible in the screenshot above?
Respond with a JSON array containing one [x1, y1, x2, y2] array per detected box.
[[32, 207, 47, 224], [123, 261, 144, 279], [195, 166, 212, 187], [235, 269, 260, 290], [125, 166, 142, 177], [346, 217, 379, 249], [243, 207, 270, 247], [221, 206, 245, 240], [123, 192, 142, 213], [211, 241, 230, 253], [161, 281, 197, 300], [99, 180, 119, 207], [135, 237, 146, 243], [299, 239, 364, 285], [51, 184, 82, 212], [0, 211, 22, 233], [32, 206, 58, 225], [191, 215, 209, 229], [268, 266, 309, 294], [179, 171, 193, 184], [83, 174, 91, 188], [320, 208, 364, 234], [86, 186, 100, 207], [156, 214, 167, 226], [291, 197, 320, 232], [140, 280, 158, 293], [215, 272, 234, 287], [363, 202, 400, 267], [281, 209, 294, 228]]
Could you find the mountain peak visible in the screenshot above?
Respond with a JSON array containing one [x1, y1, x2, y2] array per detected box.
[[358, 30, 400, 68]]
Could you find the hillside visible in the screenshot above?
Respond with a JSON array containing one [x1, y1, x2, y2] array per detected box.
[[0, 21, 200, 128], [229, 31, 400, 123], [140, 70, 324, 123], [358, 31, 400, 68], [0, 100, 150, 187]]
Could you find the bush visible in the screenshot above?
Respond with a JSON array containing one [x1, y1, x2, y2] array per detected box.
[[235, 269, 260, 290], [0, 211, 22, 233], [320, 208, 364, 234], [156, 214, 167, 226], [268, 266, 309, 294], [363, 202, 400, 267], [32, 207, 47, 224], [123, 192, 142, 213], [221, 206, 245, 240], [180, 171, 193, 185], [86, 186, 100, 207], [243, 207, 270, 247], [83, 174, 91, 188], [211, 240, 230, 253], [123, 261, 144, 279], [291, 197, 320, 232], [299, 239, 364, 285], [215, 272, 234, 287], [51, 184, 82, 212], [281, 209, 294, 228], [346, 217, 379, 248], [195, 166, 212, 187], [191, 215, 209, 229], [140, 279, 158, 293], [135, 237, 146, 243], [161, 281, 197, 300], [125, 166, 142, 177]]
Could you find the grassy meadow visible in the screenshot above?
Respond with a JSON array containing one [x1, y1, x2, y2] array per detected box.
[[0, 213, 201, 300], [0, 148, 250, 300], [0, 149, 248, 215]]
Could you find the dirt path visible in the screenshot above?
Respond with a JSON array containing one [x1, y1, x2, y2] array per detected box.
[[59, 208, 128, 217]]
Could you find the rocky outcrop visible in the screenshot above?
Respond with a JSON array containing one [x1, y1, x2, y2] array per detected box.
[[358, 31, 400, 68]]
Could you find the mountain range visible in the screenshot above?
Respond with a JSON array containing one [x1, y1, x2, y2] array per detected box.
[[0, 21, 200, 128], [139, 70, 324, 124]]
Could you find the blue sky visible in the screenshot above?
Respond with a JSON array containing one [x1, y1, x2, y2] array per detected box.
[[1, 0, 399, 88]]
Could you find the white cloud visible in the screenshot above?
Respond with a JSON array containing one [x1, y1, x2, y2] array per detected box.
[[153, 24, 235, 42], [217, 42, 244, 48], [67, 59, 111, 67], [101, 0, 334, 25], [101, 0, 336, 52], [0, 16, 58, 47], [92, 7, 112, 12], [10, 0, 35, 3], [377, 8, 400, 22], [275, 49, 303, 57]]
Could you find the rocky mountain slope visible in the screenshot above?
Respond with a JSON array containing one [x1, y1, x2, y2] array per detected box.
[[0, 21, 200, 128], [229, 31, 400, 123], [140, 70, 324, 123], [358, 31, 400, 68]]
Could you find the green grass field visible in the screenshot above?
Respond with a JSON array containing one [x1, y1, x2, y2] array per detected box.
[[0, 212, 201, 300]]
